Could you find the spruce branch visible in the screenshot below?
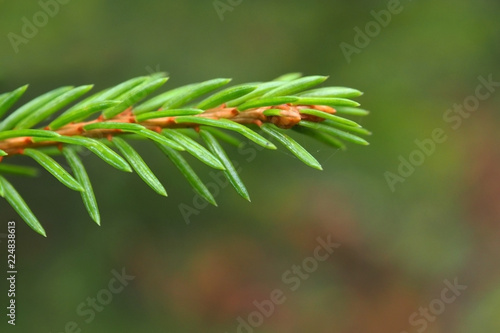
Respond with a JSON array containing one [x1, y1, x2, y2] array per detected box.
[[0, 73, 371, 236]]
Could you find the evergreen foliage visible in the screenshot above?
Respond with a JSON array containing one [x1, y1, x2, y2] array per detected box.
[[0, 73, 370, 236]]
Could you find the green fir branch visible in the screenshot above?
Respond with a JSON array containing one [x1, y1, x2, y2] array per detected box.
[[0, 73, 371, 236]]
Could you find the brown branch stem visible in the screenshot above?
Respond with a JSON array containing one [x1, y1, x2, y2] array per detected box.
[[0, 103, 334, 158]]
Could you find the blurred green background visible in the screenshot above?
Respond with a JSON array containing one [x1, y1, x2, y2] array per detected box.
[[1, 0, 500, 331]]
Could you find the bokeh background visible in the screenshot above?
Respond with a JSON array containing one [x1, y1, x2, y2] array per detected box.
[[1, 0, 500, 332]]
